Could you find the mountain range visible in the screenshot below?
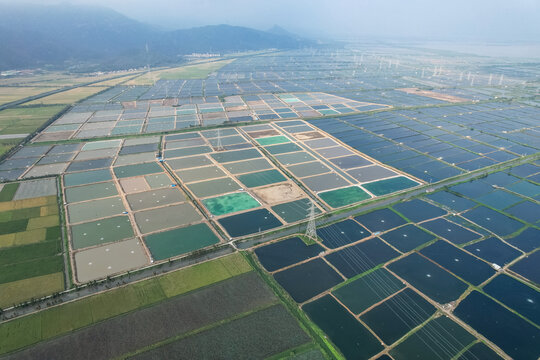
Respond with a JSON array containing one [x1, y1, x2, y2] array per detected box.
[[0, 4, 312, 71]]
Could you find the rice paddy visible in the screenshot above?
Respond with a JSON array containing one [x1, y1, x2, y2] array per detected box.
[[0, 179, 64, 308]]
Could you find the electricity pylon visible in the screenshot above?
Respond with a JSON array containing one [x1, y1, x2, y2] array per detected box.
[[305, 201, 317, 242]]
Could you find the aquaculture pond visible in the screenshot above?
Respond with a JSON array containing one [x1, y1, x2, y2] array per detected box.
[[483, 274, 540, 325], [202, 192, 260, 216], [237, 169, 286, 188], [317, 219, 370, 249], [505, 227, 540, 252], [510, 251, 540, 284], [273, 258, 342, 303], [420, 240, 495, 285], [362, 176, 419, 196], [392, 199, 446, 223], [454, 291, 540, 360], [64, 181, 118, 203], [318, 186, 371, 208], [360, 288, 436, 345], [271, 198, 320, 223], [464, 237, 521, 266], [325, 238, 399, 278], [388, 253, 467, 304], [113, 162, 162, 178], [389, 316, 475, 360], [462, 206, 525, 236], [254, 237, 323, 272], [426, 191, 476, 212], [71, 216, 133, 249], [333, 268, 405, 314], [303, 295, 383, 359], [419, 218, 481, 244], [457, 342, 504, 360], [63, 169, 112, 187], [218, 209, 282, 237], [143, 223, 219, 260], [354, 208, 406, 232], [380, 224, 436, 252]]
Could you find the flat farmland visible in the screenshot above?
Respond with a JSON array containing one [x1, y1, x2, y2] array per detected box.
[[0, 253, 316, 360], [0, 105, 65, 135], [0, 87, 59, 106], [0, 138, 20, 158], [0, 178, 64, 308], [0, 71, 136, 87], [25, 87, 108, 105], [4, 272, 281, 360], [128, 59, 235, 85], [129, 304, 311, 360], [0, 253, 252, 355]]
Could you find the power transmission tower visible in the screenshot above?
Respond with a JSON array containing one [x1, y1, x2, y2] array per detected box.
[[216, 129, 224, 151], [305, 201, 317, 242]]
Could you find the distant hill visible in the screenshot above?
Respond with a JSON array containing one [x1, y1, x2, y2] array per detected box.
[[0, 4, 311, 71], [267, 25, 302, 40]]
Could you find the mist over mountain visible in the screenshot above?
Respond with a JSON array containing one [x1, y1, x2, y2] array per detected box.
[[0, 3, 311, 71]]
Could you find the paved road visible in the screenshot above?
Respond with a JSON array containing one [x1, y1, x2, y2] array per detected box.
[[0, 134, 28, 139]]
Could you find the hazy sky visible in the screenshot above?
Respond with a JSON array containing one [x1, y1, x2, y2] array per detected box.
[[7, 0, 540, 41]]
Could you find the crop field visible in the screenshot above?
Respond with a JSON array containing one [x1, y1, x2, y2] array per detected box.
[[0, 105, 64, 135], [0, 71, 137, 87], [0, 178, 64, 308], [129, 304, 311, 360], [0, 137, 21, 159], [25, 86, 108, 105], [0, 253, 319, 359], [127, 59, 236, 85], [91, 75, 137, 87], [0, 87, 59, 106], [0, 253, 251, 354]]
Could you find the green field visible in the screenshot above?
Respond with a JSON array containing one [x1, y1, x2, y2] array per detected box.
[[0, 188, 64, 308], [0, 105, 65, 156], [0, 137, 21, 157], [0, 253, 252, 355], [0, 105, 65, 135], [0, 273, 64, 309]]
